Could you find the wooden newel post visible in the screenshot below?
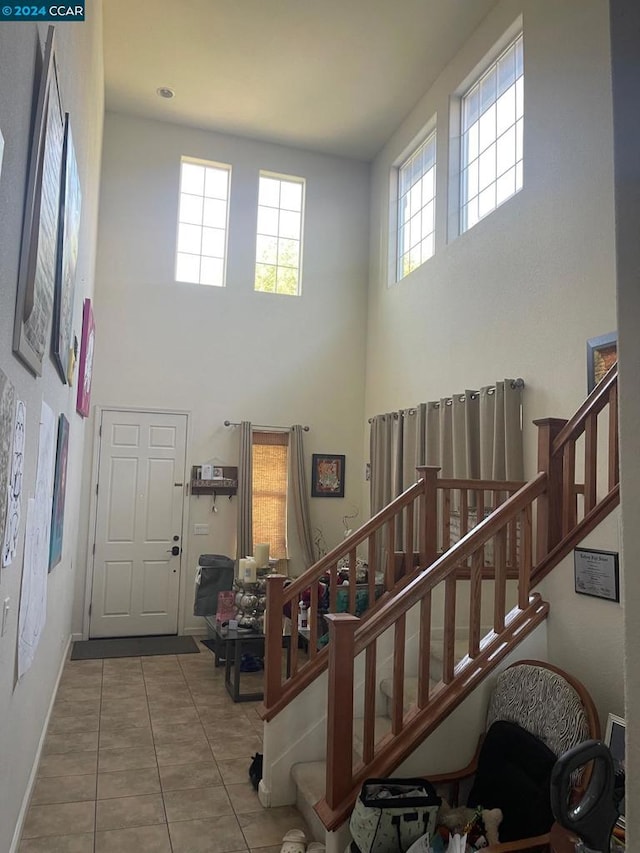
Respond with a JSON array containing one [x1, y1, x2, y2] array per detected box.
[[263, 574, 286, 710], [534, 418, 567, 560], [324, 613, 359, 810], [416, 466, 440, 567]]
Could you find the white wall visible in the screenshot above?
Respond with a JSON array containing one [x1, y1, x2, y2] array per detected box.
[[0, 10, 104, 851], [363, 0, 623, 756], [78, 113, 370, 635], [365, 0, 616, 474]]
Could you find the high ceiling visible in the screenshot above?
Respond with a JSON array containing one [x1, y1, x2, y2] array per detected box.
[[103, 0, 498, 161]]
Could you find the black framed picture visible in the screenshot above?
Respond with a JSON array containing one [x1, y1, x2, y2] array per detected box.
[[311, 454, 345, 498]]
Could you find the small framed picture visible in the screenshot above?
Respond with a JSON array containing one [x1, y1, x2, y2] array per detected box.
[[587, 331, 617, 393], [604, 713, 625, 828], [212, 467, 224, 479], [574, 547, 620, 602], [311, 454, 345, 498]]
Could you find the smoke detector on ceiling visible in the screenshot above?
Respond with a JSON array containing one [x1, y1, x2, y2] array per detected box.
[[156, 87, 175, 99]]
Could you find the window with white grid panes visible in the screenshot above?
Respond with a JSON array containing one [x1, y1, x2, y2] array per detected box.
[[397, 132, 436, 280], [461, 33, 523, 233], [255, 173, 304, 295], [176, 158, 230, 286]]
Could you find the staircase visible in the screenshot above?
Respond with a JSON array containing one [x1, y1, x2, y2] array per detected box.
[[259, 365, 620, 845]]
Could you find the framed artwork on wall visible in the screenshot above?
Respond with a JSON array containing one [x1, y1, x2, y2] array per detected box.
[[587, 331, 617, 393], [13, 26, 65, 376], [311, 454, 345, 498], [49, 414, 69, 571], [76, 298, 95, 417], [52, 114, 82, 384]]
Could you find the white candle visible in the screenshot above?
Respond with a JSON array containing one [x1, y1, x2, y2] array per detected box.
[[254, 543, 269, 568], [244, 557, 257, 583], [238, 558, 247, 578]]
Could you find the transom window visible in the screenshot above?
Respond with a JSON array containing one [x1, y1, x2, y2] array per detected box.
[[461, 33, 523, 232], [252, 431, 288, 559], [255, 173, 304, 295], [397, 132, 436, 280], [176, 157, 230, 286]]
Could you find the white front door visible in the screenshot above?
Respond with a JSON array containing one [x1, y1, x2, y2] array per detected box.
[[89, 410, 187, 638]]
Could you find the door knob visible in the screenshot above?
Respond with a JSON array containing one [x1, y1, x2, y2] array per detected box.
[[167, 545, 180, 556]]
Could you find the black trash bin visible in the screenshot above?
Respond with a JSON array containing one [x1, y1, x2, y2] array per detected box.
[[193, 554, 235, 617]]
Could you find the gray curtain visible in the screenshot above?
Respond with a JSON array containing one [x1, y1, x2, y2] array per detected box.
[[369, 380, 524, 514], [236, 420, 253, 560], [290, 424, 316, 569]]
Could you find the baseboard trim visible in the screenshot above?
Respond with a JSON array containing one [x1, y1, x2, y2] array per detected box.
[[71, 632, 83, 642], [10, 634, 72, 853]]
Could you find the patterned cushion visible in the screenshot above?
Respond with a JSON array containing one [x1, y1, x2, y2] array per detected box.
[[486, 664, 591, 759]]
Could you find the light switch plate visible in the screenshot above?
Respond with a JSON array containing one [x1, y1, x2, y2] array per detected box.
[[194, 524, 209, 535]]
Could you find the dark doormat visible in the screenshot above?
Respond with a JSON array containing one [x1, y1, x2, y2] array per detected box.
[[71, 635, 201, 660]]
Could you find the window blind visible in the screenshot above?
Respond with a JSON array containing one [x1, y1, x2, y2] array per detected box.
[[252, 431, 289, 559]]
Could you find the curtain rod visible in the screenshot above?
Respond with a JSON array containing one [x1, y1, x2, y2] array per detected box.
[[367, 379, 525, 423], [224, 421, 310, 432]]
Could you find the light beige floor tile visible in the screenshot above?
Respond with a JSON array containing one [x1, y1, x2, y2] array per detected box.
[[19, 832, 94, 852], [52, 698, 101, 718], [31, 774, 97, 805], [237, 806, 308, 849], [202, 719, 251, 740], [217, 758, 252, 786], [100, 696, 149, 716], [98, 746, 157, 772], [38, 752, 98, 778], [102, 659, 142, 674], [55, 686, 102, 703], [99, 726, 153, 750], [100, 683, 148, 700], [226, 782, 263, 814], [149, 705, 201, 726], [65, 659, 104, 674], [208, 734, 262, 761], [100, 709, 151, 732], [158, 761, 223, 791], [143, 671, 187, 685], [95, 793, 165, 831], [58, 674, 103, 692], [155, 738, 215, 767], [44, 731, 99, 755], [151, 721, 207, 745], [101, 673, 145, 688], [95, 823, 172, 853], [168, 815, 247, 853], [147, 694, 196, 712], [163, 785, 233, 822], [48, 714, 100, 734], [197, 704, 243, 724], [22, 801, 96, 838], [97, 767, 161, 799]]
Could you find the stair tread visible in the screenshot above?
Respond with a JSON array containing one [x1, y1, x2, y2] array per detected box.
[[291, 760, 327, 806]]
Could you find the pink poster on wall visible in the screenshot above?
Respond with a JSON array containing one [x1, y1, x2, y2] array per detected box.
[[76, 298, 94, 418]]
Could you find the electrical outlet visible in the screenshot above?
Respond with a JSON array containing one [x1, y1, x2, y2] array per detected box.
[[194, 524, 209, 535], [1, 598, 10, 637]]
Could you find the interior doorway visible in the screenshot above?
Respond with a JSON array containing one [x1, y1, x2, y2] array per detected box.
[[89, 409, 188, 638]]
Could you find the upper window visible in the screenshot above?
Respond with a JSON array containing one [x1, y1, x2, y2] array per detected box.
[[176, 157, 230, 286], [255, 172, 304, 295], [397, 132, 436, 280], [252, 431, 289, 559], [460, 33, 523, 233]]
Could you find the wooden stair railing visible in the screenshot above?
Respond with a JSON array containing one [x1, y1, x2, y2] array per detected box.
[[316, 473, 549, 830], [312, 363, 619, 830], [533, 362, 619, 583], [261, 470, 525, 720]]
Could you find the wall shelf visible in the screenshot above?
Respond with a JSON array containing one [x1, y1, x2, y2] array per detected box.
[[191, 465, 238, 496]]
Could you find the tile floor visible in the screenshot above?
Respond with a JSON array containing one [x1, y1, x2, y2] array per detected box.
[[19, 639, 308, 853]]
